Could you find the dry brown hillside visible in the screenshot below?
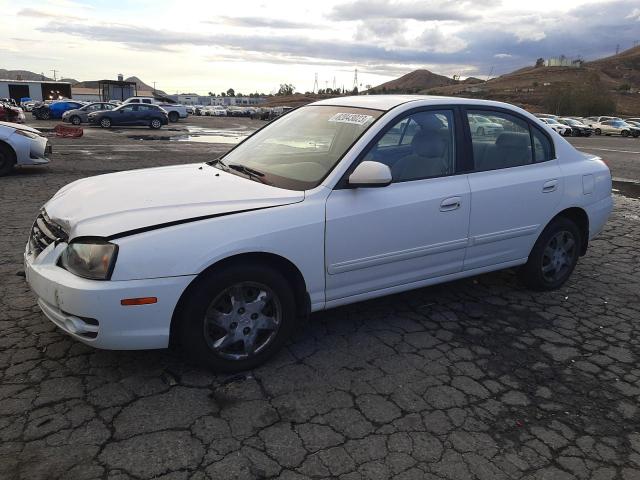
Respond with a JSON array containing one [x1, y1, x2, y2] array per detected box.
[[370, 69, 456, 93], [427, 46, 640, 115]]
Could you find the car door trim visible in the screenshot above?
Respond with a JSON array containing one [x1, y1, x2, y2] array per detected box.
[[327, 237, 468, 274], [470, 224, 539, 246]]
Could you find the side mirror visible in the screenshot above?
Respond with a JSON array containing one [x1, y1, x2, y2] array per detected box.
[[348, 161, 392, 188]]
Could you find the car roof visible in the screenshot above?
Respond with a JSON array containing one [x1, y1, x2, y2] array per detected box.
[[310, 95, 527, 112]]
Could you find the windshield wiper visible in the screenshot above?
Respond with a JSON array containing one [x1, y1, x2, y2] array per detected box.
[[227, 163, 267, 183], [207, 158, 228, 169]]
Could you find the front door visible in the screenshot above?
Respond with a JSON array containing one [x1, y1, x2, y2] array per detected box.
[[324, 109, 471, 302]]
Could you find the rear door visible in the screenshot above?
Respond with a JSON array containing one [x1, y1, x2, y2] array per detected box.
[[463, 108, 562, 270]]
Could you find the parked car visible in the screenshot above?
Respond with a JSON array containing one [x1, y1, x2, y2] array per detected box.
[[625, 120, 640, 128], [468, 114, 504, 136], [0, 121, 51, 176], [540, 118, 572, 136], [594, 119, 640, 137], [21, 101, 36, 112], [24, 96, 613, 371], [557, 118, 593, 137], [62, 102, 118, 125], [122, 97, 188, 122], [186, 106, 196, 114], [0, 102, 26, 123], [88, 103, 169, 129], [32, 100, 85, 120], [206, 106, 227, 116], [583, 116, 620, 128], [533, 113, 557, 119]]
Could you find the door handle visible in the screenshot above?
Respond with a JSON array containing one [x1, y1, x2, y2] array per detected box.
[[542, 179, 558, 193], [440, 196, 461, 212]]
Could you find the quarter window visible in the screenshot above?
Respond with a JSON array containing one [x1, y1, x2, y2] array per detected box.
[[363, 110, 455, 182], [532, 128, 552, 162], [467, 110, 533, 171]]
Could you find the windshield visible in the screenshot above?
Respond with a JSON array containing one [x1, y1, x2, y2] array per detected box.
[[213, 105, 382, 190]]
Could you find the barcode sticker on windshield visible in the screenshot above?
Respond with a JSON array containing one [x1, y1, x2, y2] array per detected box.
[[328, 113, 374, 126]]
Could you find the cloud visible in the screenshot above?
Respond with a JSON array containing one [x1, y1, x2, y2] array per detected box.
[[36, 1, 640, 80], [329, 0, 484, 21], [18, 7, 85, 21], [214, 17, 317, 29]]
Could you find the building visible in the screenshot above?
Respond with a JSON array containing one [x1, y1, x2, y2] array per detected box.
[[71, 87, 102, 102], [98, 78, 138, 101], [209, 96, 266, 106], [0, 79, 72, 102], [545, 56, 584, 68]]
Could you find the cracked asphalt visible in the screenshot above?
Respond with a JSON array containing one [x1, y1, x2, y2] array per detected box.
[[1, 117, 639, 480]]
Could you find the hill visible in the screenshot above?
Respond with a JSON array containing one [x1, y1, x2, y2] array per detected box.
[[421, 46, 640, 115], [369, 69, 456, 93], [0, 69, 52, 81]]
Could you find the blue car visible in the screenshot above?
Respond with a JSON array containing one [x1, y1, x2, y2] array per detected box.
[[32, 100, 85, 120]]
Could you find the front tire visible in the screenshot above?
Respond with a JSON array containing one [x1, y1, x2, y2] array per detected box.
[[168, 111, 179, 122], [518, 217, 582, 291], [70, 115, 81, 125], [595, 128, 601, 135], [40, 110, 51, 120], [621, 130, 629, 137], [149, 118, 162, 129], [175, 263, 297, 372], [0, 144, 16, 176], [100, 117, 112, 128]]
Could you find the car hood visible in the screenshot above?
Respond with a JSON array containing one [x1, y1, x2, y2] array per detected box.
[[44, 163, 305, 239], [0, 121, 41, 134]]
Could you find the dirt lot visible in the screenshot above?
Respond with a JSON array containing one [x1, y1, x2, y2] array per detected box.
[[1, 116, 639, 480]]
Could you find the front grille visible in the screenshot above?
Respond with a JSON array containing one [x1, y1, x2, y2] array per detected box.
[[29, 210, 68, 257]]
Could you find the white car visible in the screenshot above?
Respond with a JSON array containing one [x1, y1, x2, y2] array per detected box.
[[24, 96, 613, 371], [468, 114, 504, 136], [540, 118, 572, 136], [0, 121, 51, 176]]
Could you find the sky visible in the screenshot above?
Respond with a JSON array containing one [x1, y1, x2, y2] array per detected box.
[[2, 0, 640, 95]]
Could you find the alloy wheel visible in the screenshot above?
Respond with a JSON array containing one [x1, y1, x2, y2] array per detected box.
[[541, 230, 576, 283], [203, 282, 282, 360]]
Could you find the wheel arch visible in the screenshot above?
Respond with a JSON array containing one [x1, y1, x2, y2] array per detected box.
[[0, 139, 17, 165], [169, 251, 310, 347], [549, 207, 589, 256]]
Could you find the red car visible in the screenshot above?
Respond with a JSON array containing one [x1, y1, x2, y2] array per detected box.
[[0, 103, 25, 123]]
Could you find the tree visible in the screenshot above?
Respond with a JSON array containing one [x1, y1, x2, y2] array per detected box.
[[535, 58, 545, 68], [352, 86, 359, 95], [226, 88, 235, 97], [277, 83, 295, 96], [208, 91, 214, 97], [221, 92, 226, 97]]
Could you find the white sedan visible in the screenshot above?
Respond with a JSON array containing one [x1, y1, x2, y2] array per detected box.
[[25, 96, 613, 371], [0, 121, 51, 176]]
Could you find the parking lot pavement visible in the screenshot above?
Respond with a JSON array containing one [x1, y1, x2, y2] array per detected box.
[[1, 117, 640, 480], [567, 135, 640, 182]]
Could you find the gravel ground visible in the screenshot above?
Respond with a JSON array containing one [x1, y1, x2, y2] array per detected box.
[[1, 117, 639, 480]]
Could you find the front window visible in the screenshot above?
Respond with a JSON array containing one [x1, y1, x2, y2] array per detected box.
[[211, 105, 382, 190]]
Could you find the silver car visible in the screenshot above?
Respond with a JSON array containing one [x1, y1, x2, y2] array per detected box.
[[62, 102, 117, 125]]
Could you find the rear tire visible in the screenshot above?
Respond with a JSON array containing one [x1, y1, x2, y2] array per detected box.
[[0, 144, 16, 176], [40, 110, 51, 120], [175, 263, 297, 372], [168, 111, 179, 122], [518, 217, 582, 291]]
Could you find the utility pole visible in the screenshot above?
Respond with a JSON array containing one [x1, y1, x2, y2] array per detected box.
[[353, 68, 358, 90], [486, 66, 494, 81], [616, 44, 620, 54], [50, 69, 58, 81], [313, 73, 318, 94], [153, 81, 156, 93]]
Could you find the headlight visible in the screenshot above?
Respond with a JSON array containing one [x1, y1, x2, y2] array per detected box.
[[14, 129, 39, 140], [59, 239, 118, 280]]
